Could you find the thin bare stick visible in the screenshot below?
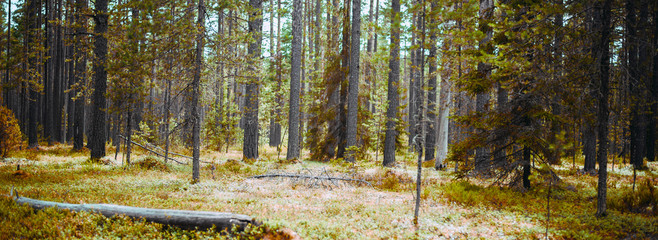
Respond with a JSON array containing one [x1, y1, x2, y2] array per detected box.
[[249, 174, 373, 187]]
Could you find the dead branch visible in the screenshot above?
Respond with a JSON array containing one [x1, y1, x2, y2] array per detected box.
[[248, 173, 373, 187], [118, 135, 187, 165]]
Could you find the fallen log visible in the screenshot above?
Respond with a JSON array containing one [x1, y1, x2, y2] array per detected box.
[[10, 195, 257, 231], [249, 173, 373, 187]]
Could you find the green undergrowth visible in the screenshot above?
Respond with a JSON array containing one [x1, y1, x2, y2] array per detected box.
[[438, 180, 658, 239]]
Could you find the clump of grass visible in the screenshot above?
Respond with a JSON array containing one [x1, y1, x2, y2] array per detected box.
[[609, 179, 658, 216], [361, 169, 413, 192], [133, 156, 170, 172], [215, 159, 261, 176]]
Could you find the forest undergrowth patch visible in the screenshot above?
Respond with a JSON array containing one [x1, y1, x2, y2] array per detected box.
[[1, 146, 656, 239]]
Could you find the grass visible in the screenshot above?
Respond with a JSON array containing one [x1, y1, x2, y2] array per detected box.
[[1, 145, 657, 239]]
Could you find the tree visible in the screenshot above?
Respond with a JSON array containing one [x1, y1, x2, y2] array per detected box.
[[72, 0, 87, 151], [473, 0, 494, 173], [287, 0, 303, 160], [382, 0, 400, 167], [594, 0, 612, 218], [424, 0, 438, 162], [191, 0, 206, 182], [0, 106, 22, 157], [89, 0, 109, 159], [243, 0, 263, 160], [345, 0, 361, 162]]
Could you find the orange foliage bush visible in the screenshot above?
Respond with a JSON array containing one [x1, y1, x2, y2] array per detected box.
[[0, 106, 22, 157]]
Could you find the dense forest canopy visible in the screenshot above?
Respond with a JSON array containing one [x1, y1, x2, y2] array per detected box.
[[0, 0, 656, 220]]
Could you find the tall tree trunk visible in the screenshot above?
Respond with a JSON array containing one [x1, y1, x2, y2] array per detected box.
[[2, 0, 10, 106], [191, 0, 206, 182], [27, 0, 39, 149], [435, 51, 451, 169], [595, 0, 612, 217], [649, 0, 658, 162], [424, 0, 438, 162], [53, 0, 64, 143], [287, 0, 303, 160], [335, 0, 350, 160], [628, 0, 646, 169], [72, 0, 87, 151], [243, 0, 263, 160], [412, 0, 424, 156], [345, 0, 361, 162], [382, 0, 400, 167], [89, 0, 108, 159], [44, 0, 53, 145]]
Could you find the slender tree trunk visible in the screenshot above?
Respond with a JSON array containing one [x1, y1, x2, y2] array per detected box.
[[89, 0, 108, 159], [435, 57, 451, 169], [424, 0, 438, 162], [191, 0, 206, 182], [72, 0, 87, 151], [345, 0, 361, 162], [53, 0, 64, 143], [2, 0, 10, 107], [649, 0, 658, 162], [44, 0, 53, 145], [628, 0, 646, 169], [27, 0, 39, 149], [287, 0, 303, 160], [382, 0, 400, 167], [243, 0, 263, 160], [595, 0, 612, 217]]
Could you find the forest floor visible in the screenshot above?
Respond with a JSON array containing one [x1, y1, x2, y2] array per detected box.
[[1, 144, 657, 239]]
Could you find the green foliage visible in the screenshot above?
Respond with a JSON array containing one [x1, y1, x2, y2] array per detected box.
[[203, 102, 240, 151], [609, 180, 658, 216], [0, 106, 23, 157]]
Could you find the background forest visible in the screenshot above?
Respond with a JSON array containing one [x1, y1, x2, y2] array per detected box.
[[0, 0, 657, 238]]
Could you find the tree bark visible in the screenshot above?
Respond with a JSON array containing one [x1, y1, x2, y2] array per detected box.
[[595, 0, 612, 217], [89, 0, 109, 159], [243, 0, 263, 160], [72, 0, 87, 151], [191, 0, 206, 182], [424, 0, 438, 162], [287, 0, 303, 160], [27, 0, 39, 149], [345, 0, 361, 162], [382, 0, 400, 167], [627, 0, 647, 169]]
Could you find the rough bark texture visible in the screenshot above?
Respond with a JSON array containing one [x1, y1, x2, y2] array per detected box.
[[27, 0, 39, 149], [243, 0, 263, 160], [12, 196, 255, 231], [89, 0, 108, 159], [191, 0, 206, 182], [345, 0, 361, 162], [595, 0, 612, 217], [424, 1, 438, 162], [583, 120, 597, 172], [383, 0, 400, 167], [627, 0, 647, 169], [287, 0, 303, 160], [435, 57, 451, 170]]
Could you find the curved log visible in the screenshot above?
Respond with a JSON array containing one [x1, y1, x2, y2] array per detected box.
[[12, 195, 257, 231]]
